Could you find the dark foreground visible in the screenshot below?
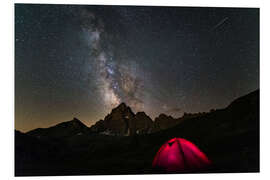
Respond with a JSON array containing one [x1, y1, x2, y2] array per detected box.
[[15, 90, 259, 176]]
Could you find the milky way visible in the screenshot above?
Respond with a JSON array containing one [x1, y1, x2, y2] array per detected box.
[[78, 8, 146, 111], [15, 4, 259, 132]]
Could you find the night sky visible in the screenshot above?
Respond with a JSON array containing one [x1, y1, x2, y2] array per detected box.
[[15, 4, 259, 132]]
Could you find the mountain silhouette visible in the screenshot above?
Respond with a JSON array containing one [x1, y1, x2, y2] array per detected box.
[[90, 103, 135, 135], [26, 117, 90, 140], [24, 103, 204, 137], [15, 89, 259, 176], [90, 102, 178, 135]]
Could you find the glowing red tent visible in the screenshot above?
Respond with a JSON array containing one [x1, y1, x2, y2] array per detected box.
[[152, 138, 211, 172]]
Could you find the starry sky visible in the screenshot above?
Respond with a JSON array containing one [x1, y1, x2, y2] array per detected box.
[[15, 4, 259, 132]]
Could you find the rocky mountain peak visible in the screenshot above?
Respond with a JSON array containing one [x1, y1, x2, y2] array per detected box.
[[26, 118, 89, 139], [91, 103, 154, 135], [111, 103, 134, 118], [55, 117, 87, 129], [116, 102, 128, 110], [90, 103, 182, 135]]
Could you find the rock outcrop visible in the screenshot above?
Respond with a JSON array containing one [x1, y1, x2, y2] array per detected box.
[[129, 112, 153, 135], [90, 103, 154, 135], [151, 114, 180, 132]]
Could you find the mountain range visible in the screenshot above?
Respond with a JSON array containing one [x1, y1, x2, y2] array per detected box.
[[15, 89, 259, 176], [24, 102, 202, 138], [89, 102, 182, 136]]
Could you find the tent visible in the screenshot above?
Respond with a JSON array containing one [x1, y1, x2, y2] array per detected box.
[[152, 138, 211, 172]]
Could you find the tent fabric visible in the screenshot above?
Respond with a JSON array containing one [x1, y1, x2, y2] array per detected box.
[[152, 138, 211, 172]]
